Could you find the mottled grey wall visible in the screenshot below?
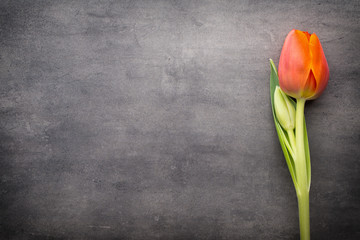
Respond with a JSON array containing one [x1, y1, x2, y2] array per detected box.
[[0, 0, 359, 239]]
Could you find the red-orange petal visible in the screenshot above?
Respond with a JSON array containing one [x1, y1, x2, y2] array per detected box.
[[309, 33, 329, 99], [302, 70, 317, 99], [279, 30, 312, 98]]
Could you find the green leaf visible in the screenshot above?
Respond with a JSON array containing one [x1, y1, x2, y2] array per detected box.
[[270, 59, 298, 189], [269, 59, 279, 111], [275, 120, 298, 186], [304, 119, 311, 190]]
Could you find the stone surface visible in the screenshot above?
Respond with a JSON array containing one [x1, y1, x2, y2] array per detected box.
[[0, 0, 359, 239]]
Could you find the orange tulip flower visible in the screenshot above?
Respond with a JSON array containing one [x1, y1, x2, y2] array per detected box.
[[278, 29, 329, 100]]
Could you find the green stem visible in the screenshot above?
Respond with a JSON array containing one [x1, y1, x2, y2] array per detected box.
[[298, 191, 310, 240], [295, 98, 310, 240]]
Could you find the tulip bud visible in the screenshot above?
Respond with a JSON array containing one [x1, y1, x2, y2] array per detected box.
[[274, 86, 295, 131], [278, 29, 329, 100]]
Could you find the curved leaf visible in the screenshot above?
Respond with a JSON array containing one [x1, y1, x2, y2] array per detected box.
[[270, 59, 298, 189], [304, 119, 311, 190]]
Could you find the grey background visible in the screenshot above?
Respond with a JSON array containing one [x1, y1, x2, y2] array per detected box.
[[0, 0, 359, 239]]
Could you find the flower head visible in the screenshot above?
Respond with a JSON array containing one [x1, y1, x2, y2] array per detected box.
[[278, 29, 329, 100]]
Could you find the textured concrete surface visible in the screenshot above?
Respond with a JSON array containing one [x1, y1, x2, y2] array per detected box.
[[0, 0, 359, 239]]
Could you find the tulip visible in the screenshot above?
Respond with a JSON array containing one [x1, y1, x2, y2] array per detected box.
[[270, 30, 330, 240], [278, 29, 329, 100]]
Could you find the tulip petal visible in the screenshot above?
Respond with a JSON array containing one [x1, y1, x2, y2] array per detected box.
[[302, 70, 317, 99], [279, 30, 312, 98], [309, 33, 329, 99]]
